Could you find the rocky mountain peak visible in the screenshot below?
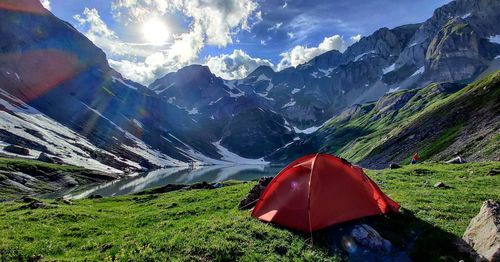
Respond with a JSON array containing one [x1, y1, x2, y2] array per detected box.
[[248, 65, 275, 79]]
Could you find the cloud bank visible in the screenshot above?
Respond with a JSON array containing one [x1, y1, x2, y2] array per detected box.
[[205, 50, 274, 79], [72, 1, 362, 83], [277, 35, 348, 70], [106, 0, 259, 84]]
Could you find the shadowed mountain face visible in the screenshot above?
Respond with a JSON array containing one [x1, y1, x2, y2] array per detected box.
[[0, 0, 499, 170], [0, 1, 229, 170]]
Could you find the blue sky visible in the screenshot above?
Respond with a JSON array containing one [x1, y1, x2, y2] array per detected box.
[[42, 0, 451, 85]]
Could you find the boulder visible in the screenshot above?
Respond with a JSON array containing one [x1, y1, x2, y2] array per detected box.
[[327, 222, 411, 262], [434, 181, 449, 188], [389, 163, 402, 169], [26, 201, 50, 209], [88, 195, 103, 199], [462, 200, 500, 262], [446, 156, 467, 164], [4, 145, 29, 155], [487, 170, 499, 176], [350, 224, 393, 253], [19, 196, 52, 209], [135, 184, 185, 195], [239, 176, 273, 210], [188, 182, 215, 190], [20, 196, 38, 203], [37, 153, 64, 164]]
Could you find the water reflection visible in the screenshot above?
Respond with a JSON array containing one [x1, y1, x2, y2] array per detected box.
[[52, 165, 282, 199]]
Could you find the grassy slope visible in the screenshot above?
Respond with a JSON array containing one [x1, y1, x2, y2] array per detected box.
[[0, 157, 117, 201], [0, 157, 84, 200], [311, 70, 500, 165], [1, 162, 499, 261]]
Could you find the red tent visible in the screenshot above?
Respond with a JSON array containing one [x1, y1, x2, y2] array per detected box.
[[251, 154, 400, 232]]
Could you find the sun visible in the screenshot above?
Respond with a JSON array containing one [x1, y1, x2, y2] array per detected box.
[[142, 18, 169, 45]]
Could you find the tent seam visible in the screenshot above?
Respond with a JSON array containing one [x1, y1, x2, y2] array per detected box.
[[306, 153, 320, 233]]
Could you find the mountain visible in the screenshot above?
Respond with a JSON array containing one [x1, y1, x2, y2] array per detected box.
[[0, 0, 265, 171], [0, 0, 499, 170], [149, 0, 499, 162], [269, 71, 500, 168]]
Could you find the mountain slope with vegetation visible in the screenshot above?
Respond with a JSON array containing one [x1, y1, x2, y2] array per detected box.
[[359, 70, 499, 168], [270, 71, 500, 168]]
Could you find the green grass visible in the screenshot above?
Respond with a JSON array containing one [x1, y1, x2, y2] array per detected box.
[[0, 162, 499, 261], [0, 157, 83, 173], [419, 123, 464, 161], [0, 183, 334, 261], [0, 157, 86, 201]]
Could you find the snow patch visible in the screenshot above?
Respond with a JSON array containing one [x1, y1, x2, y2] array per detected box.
[[155, 83, 175, 94], [209, 97, 223, 105], [387, 87, 401, 93], [461, 12, 471, 19], [318, 67, 335, 76], [256, 74, 271, 82], [310, 72, 320, 78], [489, 35, 500, 44], [112, 77, 138, 90], [132, 119, 143, 128], [228, 90, 244, 98], [282, 99, 296, 108], [212, 140, 269, 165], [256, 92, 274, 101], [410, 66, 425, 77], [167, 97, 176, 104], [354, 50, 376, 62], [382, 63, 396, 74], [187, 108, 199, 115], [293, 126, 320, 134], [224, 80, 245, 98], [291, 118, 332, 135], [266, 82, 274, 92]]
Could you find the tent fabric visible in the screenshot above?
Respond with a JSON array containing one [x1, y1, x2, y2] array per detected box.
[[251, 153, 400, 233]]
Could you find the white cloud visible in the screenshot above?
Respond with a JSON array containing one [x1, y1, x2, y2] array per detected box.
[[74, 8, 116, 40], [73, 8, 156, 59], [40, 0, 51, 10], [267, 22, 283, 31], [98, 0, 260, 85], [350, 34, 362, 42], [111, 0, 258, 47], [277, 35, 348, 70], [205, 49, 274, 79]]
